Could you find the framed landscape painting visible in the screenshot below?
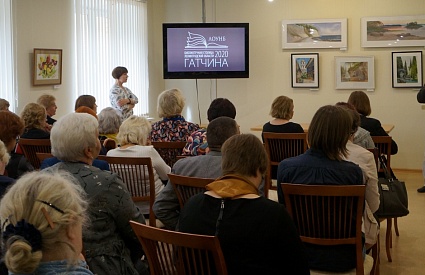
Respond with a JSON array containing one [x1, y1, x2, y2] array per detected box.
[[282, 19, 347, 49], [33, 48, 62, 86], [291, 53, 319, 88], [335, 56, 375, 90], [392, 51, 423, 88], [361, 15, 425, 48]]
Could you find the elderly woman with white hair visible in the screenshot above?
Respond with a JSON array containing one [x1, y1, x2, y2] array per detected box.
[[48, 112, 147, 275], [0, 171, 92, 274], [107, 115, 171, 214]]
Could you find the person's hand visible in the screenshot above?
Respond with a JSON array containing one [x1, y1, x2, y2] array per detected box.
[[118, 98, 130, 107]]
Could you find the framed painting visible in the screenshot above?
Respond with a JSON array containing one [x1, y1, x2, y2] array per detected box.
[[361, 15, 425, 48], [33, 48, 62, 86], [291, 53, 319, 88], [335, 56, 375, 90], [392, 51, 423, 88], [282, 18, 347, 49]]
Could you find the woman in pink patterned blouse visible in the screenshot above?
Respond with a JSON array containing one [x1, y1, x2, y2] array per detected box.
[[150, 88, 199, 165]]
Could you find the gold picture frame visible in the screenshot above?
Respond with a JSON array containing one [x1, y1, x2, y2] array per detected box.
[[33, 48, 62, 86]]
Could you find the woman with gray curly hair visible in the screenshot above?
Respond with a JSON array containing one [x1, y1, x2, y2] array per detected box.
[[0, 171, 91, 274], [48, 112, 147, 275]]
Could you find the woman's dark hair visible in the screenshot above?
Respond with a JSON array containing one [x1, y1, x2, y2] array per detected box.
[[347, 91, 371, 116], [207, 98, 236, 121], [308, 105, 352, 161], [75, 95, 96, 111], [111, 66, 128, 79]]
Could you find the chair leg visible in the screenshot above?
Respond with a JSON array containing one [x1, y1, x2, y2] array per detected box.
[[385, 218, 392, 262], [370, 241, 380, 275], [394, 217, 399, 236]]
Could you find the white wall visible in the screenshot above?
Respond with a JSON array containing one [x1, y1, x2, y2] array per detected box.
[[12, 0, 425, 170], [156, 0, 425, 171]]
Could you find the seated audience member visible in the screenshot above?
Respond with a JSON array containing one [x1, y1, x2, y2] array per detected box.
[[339, 103, 380, 247], [154, 116, 239, 230], [0, 98, 10, 111], [178, 134, 309, 274], [37, 94, 57, 126], [0, 140, 14, 196], [336, 102, 375, 149], [277, 105, 364, 272], [150, 88, 200, 165], [262, 95, 304, 180], [0, 171, 92, 274], [0, 111, 34, 179], [75, 95, 97, 113], [98, 107, 121, 142], [262, 95, 304, 140], [107, 115, 171, 214], [47, 113, 147, 275], [348, 90, 398, 154], [20, 103, 50, 139], [182, 98, 236, 156]]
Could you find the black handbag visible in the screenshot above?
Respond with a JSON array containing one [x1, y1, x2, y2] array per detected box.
[[375, 155, 409, 218]]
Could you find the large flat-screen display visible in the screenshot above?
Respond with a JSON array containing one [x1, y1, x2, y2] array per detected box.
[[163, 23, 249, 79]]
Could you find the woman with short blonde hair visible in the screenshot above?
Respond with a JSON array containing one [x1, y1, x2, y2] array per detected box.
[[109, 115, 170, 214], [150, 88, 199, 166]]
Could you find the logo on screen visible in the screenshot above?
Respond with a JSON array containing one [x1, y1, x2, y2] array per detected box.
[[185, 32, 228, 49]]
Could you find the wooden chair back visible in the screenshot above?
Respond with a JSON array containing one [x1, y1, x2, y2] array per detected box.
[[152, 141, 187, 167], [97, 156, 157, 227], [18, 138, 51, 170], [167, 174, 215, 208], [281, 183, 366, 275], [130, 221, 228, 275], [36, 152, 54, 163], [371, 136, 392, 172], [262, 132, 308, 196]]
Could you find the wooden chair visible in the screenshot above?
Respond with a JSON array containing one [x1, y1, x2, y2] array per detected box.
[[167, 174, 215, 208], [151, 141, 187, 168], [130, 221, 228, 275], [35, 152, 54, 162], [97, 156, 157, 227], [281, 184, 372, 275], [262, 132, 308, 198], [18, 138, 51, 170]]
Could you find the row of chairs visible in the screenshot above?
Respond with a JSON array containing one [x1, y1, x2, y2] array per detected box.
[[17, 138, 187, 170]]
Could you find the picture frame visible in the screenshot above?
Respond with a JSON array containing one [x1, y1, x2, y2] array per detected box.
[[361, 15, 425, 48], [291, 53, 319, 88], [282, 18, 347, 49], [392, 51, 423, 88], [335, 56, 375, 90], [33, 48, 62, 86]]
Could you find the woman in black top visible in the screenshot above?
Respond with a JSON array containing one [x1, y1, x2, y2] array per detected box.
[[348, 90, 398, 154], [262, 95, 304, 141]]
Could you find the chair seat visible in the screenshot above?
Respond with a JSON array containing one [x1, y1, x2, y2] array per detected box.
[[310, 254, 373, 275]]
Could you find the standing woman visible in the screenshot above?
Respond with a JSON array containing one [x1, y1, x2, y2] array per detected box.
[[110, 66, 138, 120]]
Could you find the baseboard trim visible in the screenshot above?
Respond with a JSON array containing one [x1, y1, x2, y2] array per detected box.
[[393, 168, 422, 173]]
